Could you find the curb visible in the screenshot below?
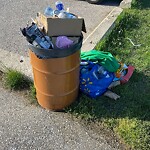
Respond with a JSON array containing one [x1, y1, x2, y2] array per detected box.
[[81, 7, 123, 52], [81, 0, 132, 52]]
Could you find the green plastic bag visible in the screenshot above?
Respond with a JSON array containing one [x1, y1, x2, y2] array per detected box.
[[81, 50, 120, 72]]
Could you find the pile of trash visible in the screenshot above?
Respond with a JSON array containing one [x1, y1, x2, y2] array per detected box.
[[20, 2, 134, 101], [79, 50, 134, 100], [20, 1, 80, 57]]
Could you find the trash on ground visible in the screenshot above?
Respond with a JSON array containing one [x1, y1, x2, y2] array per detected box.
[[19, 56, 24, 63], [81, 50, 120, 72], [80, 60, 114, 98], [80, 50, 135, 99], [104, 90, 120, 100], [108, 81, 121, 89], [120, 65, 135, 84], [126, 37, 141, 47]]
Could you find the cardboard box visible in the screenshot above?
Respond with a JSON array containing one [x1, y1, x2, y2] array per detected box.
[[38, 13, 86, 36]]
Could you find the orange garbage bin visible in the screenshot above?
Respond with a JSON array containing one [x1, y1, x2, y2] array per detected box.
[[29, 36, 82, 110]]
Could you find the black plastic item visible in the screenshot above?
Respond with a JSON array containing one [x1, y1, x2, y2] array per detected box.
[[28, 35, 83, 59]]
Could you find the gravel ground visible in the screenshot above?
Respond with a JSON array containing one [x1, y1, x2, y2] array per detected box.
[[0, 83, 124, 150]]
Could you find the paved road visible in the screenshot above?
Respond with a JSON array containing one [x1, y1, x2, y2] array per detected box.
[[0, 0, 120, 56], [0, 85, 121, 150]]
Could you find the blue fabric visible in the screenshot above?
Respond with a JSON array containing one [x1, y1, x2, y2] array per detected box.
[[80, 61, 114, 98]]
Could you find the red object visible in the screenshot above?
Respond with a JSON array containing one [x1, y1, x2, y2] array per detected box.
[[120, 65, 135, 84]]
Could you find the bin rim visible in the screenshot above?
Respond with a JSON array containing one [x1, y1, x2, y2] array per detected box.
[[28, 35, 83, 59]]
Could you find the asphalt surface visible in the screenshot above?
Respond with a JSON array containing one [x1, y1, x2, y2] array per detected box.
[[0, 85, 120, 150], [0, 0, 120, 56]]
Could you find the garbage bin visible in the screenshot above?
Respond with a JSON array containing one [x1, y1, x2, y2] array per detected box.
[[29, 36, 82, 110]]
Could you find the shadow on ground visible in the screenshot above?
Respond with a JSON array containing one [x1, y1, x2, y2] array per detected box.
[[79, 0, 122, 6], [66, 70, 150, 122], [132, 0, 150, 9], [100, 0, 122, 6]]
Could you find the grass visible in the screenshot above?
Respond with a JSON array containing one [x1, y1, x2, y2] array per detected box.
[[0, 67, 38, 105], [28, 84, 39, 106], [65, 1, 150, 149], [2, 69, 31, 90]]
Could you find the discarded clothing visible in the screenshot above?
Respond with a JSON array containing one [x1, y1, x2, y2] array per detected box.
[[81, 50, 120, 72]]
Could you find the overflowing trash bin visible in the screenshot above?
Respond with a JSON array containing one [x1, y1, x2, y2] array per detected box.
[[28, 36, 83, 110], [21, 1, 86, 110]]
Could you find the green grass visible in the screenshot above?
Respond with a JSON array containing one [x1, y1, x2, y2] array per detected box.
[[2, 69, 31, 90], [132, 0, 150, 9], [28, 84, 39, 105], [0, 68, 38, 105], [66, 1, 150, 149]]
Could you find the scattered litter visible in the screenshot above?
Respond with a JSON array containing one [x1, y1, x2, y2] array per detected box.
[[104, 90, 120, 100], [120, 65, 135, 84], [20, 56, 24, 63], [80, 60, 114, 98], [80, 50, 135, 100], [126, 37, 141, 47], [81, 50, 120, 72], [108, 81, 121, 89]]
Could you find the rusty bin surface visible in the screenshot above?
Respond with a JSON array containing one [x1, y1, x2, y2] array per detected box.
[[29, 37, 82, 110]]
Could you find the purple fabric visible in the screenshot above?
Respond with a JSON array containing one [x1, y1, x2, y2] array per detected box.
[[56, 36, 74, 49]]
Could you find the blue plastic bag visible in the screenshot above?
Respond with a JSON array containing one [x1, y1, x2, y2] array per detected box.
[[80, 61, 114, 98]]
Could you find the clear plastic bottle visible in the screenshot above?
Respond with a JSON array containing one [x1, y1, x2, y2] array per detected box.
[[93, 65, 108, 79], [98, 66, 107, 76], [55, 1, 76, 18], [55, 1, 64, 11], [44, 6, 54, 17]]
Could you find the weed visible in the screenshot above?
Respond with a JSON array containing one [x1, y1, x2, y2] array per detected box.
[[28, 83, 38, 105], [2, 69, 31, 90]]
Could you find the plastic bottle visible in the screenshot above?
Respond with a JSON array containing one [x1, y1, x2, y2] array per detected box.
[[55, 1, 76, 18], [44, 6, 54, 17], [98, 66, 107, 76], [65, 13, 76, 19], [93, 65, 108, 79], [55, 1, 64, 11]]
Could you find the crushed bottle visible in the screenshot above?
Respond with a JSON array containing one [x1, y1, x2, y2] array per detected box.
[[20, 22, 53, 49]]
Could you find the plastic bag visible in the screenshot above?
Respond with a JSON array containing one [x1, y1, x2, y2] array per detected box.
[[80, 61, 114, 98]]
